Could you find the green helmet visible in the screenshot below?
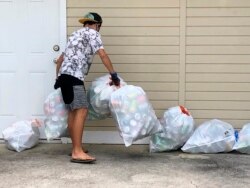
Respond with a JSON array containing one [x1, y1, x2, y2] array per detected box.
[[79, 12, 102, 24]]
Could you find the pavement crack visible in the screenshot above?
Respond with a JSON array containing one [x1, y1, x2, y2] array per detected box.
[[190, 180, 198, 188]]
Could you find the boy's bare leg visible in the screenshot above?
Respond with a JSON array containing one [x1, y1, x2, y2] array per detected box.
[[68, 108, 95, 160], [67, 110, 74, 140], [67, 110, 88, 153]]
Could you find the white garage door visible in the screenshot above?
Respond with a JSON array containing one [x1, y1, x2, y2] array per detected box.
[[0, 0, 66, 138]]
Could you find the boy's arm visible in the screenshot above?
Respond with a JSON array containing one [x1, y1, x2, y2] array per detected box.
[[97, 49, 120, 86], [97, 49, 114, 73], [56, 53, 64, 78]]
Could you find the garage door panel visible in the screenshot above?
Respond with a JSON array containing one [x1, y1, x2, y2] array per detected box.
[[68, 0, 179, 8], [68, 8, 180, 17], [0, 54, 18, 71], [0, 1, 16, 53], [68, 27, 180, 36], [28, 72, 47, 116], [0, 73, 17, 115]]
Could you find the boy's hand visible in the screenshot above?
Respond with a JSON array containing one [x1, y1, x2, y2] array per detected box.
[[54, 78, 60, 89], [110, 72, 120, 86]]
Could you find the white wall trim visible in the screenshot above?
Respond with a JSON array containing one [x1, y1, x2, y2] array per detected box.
[[59, 131, 149, 145], [0, 131, 150, 145], [59, 0, 67, 51]]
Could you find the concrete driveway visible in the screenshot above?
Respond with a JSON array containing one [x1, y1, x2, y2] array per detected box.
[[0, 143, 249, 188]]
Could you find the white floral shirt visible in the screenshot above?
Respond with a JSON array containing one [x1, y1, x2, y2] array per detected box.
[[59, 27, 104, 81]]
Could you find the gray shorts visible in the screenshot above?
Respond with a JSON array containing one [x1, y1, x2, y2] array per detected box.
[[65, 85, 89, 111]]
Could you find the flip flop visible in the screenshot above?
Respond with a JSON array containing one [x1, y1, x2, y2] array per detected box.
[[70, 158, 96, 164], [68, 149, 89, 156]]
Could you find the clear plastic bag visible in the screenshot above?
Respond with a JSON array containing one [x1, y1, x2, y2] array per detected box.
[[110, 85, 162, 147], [181, 119, 235, 153], [233, 123, 250, 154], [88, 74, 126, 118], [43, 89, 68, 140], [86, 89, 109, 121], [2, 119, 41, 152], [150, 106, 195, 152]]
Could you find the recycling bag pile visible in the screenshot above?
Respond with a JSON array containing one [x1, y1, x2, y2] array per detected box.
[[43, 88, 69, 140], [87, 74, 127, 120], [233, 123, 250, 154], [149, 106, 195, 152], [109, 85, 162, 147], [2, 119, 41, 152], [2, 74, 250, 154], [181, 119, 236, 153]]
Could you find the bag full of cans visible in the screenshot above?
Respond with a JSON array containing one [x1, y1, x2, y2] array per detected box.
[[149, 106, 195, 152], [86, 89, 109, 121], [109, 85, 162, 147], [181, 119, 236, 153], [233, 123, 250, 154], [2, 119, 41, 152], [43, 89, 68, 140], [88, 74, 127, 119]]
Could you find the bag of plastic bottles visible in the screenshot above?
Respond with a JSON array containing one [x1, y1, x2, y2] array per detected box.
[[2, 119, 41, 152], [86, 89, 109, 121], [109, 85, 162, 147], [88, 74, 127, 118], [43, 89, 68, 140], [150, 106, 195, 152], [233, 123, 250, 154], [181, 119, 236, 153]]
